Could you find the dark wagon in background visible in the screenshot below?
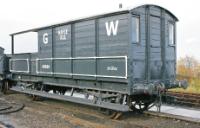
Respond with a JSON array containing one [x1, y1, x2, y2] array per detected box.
[[0, 47, 9, 92], [1, 4, 187, 112]]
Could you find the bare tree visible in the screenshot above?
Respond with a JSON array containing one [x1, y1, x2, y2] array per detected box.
[[177, 56, 199, 78]]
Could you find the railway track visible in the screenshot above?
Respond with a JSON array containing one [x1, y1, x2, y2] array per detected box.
[[0, 98, 24, 115], [0, 122, 14, 128], [1, 93, 200, 128], [144, 111, 200, 124], [165, 91, 200, 107]]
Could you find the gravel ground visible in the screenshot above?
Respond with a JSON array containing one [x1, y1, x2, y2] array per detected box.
[[0, 93, 200, 128]]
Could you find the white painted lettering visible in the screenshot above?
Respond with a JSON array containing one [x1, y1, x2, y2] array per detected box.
[[57, 29, 68, 40], [105, 20, 119, 36], [43, 33, 48, 44], [107, 66, 118, 71], [42, 64, 50, 69]]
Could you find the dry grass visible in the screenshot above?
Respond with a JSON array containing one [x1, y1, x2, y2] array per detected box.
[[170, 78, 200, 94]]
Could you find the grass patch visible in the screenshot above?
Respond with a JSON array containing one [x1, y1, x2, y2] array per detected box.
[[169, 78, 200, 94]]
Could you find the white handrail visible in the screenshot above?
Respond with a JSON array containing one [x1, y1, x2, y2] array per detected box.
[[9, 59, 30, 73], [10, 56, 128, 79]]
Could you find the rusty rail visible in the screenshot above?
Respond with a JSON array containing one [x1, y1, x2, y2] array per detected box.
[[165, 91, 200, 107]]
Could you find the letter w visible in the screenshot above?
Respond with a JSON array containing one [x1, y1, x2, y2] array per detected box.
[[105, 20, 119, 36]]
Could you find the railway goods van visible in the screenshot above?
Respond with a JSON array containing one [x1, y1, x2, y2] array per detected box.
[[0, 47, 9, 83], [1, 4, 187, 112]]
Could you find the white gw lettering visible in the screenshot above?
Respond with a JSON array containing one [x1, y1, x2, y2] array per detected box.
[[107, 66, 118, 71], [43, 33, 48, 44], [42, 64, 50, 69], [57, 29, 68, 40], [105, 20, 119, 36]]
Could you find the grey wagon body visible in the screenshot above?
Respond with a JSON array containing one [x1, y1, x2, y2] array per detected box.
[[5, 4, 186, 111]]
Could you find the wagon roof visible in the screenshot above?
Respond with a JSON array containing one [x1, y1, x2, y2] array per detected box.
[[10, 4, 178, 36], [0, 47, 4, 50]]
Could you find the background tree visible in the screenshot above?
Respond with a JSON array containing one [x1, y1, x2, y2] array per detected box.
[[176, 56, 200, 93]]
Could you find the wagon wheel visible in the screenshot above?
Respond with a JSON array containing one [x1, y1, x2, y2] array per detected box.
[[31, 88, 42, 101], [0, 81, 3, 93], [98, 95, 123, 120], [30, 84, 44, 101], [98, 108, 122, 120], [31, 95, 44, 101], [2, 81, 9, 94], [103, 110, 122, 120], [130, 101, 150, 112], [32, 95, 38, 101], [110, 112, 122, 120]]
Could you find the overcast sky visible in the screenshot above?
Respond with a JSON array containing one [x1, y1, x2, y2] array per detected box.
[[0, 0, 199, 60]]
